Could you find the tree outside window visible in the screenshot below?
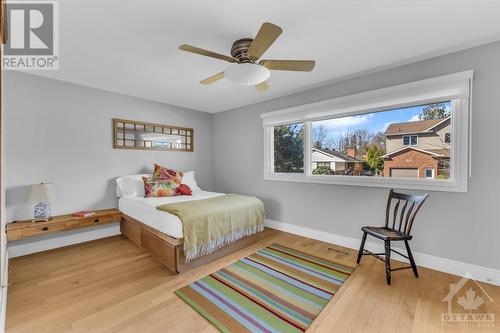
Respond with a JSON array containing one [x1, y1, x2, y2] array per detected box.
[[274, 123, 304, 173]]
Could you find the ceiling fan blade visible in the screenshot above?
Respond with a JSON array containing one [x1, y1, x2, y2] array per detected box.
[[179, 44, 236, 63], [255, 81, 269, 92], [260, 60, 315, 72], [199, 72, 225, 85], [248, 22, 282, 61]]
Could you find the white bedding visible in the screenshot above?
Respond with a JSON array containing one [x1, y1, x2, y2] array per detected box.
[[118, 191, 224, 239]]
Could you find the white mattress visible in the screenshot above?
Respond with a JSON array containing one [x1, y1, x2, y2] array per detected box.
[[118, 191, 224, 239]]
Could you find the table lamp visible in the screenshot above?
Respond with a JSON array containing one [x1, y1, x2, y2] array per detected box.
[[28, 183, 56, 222]]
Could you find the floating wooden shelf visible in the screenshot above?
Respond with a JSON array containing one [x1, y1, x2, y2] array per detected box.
[[6, 209, 121, 241]]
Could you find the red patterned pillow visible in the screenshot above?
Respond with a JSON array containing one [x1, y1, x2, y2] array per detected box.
[[143, 176, 180, 198], [175, 184, 192, 196]]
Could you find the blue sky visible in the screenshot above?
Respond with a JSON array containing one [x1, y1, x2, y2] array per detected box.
[[313, 101, 451, 141]]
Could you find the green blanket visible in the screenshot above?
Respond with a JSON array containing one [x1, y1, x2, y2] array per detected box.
[[157, 194, 264, 262]]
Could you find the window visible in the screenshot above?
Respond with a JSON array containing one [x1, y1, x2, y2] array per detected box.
[[445, 132, 451, 143], [310, 102, 450, 178], [424, 168, 434, 178], [273, 123, 304, 173], [262, 71, 472, 192], [316, 162, 331, 168], [403, 135, 418, 146]]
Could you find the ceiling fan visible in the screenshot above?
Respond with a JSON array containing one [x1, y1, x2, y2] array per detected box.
[[179, 22, 315, 92]]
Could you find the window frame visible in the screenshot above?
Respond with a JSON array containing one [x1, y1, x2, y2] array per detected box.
[[262, 71, 472, 193]]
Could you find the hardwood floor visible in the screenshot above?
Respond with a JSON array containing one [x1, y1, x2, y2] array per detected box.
[[6, 229, 500, 332]]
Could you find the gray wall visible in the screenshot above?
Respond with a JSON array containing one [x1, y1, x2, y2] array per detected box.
[[213, 41, 500, 269], [4, 72, 214, 222], [5, 42, 500, 268]]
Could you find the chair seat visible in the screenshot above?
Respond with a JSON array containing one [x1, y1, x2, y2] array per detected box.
[[361, 226, 413, 241]]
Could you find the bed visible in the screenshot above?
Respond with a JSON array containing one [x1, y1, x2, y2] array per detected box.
[[116, 172, 265, 273]]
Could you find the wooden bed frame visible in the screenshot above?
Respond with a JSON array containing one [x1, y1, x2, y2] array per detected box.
[[120, 213, 265, 273]]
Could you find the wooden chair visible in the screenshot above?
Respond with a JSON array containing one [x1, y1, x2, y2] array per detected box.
[[356, 189, 429, 285]]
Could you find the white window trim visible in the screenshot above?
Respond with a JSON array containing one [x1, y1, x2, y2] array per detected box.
[[262, 71, 472, 193]]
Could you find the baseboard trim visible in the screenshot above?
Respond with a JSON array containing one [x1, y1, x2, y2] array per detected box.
[[8, 223, 121, 258], [264, 219, 500, 286], [5, 219, 498, 286]]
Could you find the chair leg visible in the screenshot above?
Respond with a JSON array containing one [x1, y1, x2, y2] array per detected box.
[[356, 232, 367, 264], [384, 240, 391, 285], [404, 240, 419, 278]]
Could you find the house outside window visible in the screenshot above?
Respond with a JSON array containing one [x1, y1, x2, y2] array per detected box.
[[311, 148, 364, 175], [403, 135, 418, 146], [383, 115, 451, 180]]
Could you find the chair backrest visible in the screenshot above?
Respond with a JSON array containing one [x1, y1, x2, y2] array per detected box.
[[385, 189, 429, 236]]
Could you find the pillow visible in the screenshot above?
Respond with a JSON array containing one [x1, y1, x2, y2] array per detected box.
[[182, 171, 202, 192], [152, 164, 183, 183], [143, 176, 181, 198], [116, 174, 151, 197], [175, 184, 192, 196]]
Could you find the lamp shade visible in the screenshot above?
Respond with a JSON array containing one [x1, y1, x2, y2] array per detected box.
[[28, 183, 56, 203], [224, 63, 270, 86]]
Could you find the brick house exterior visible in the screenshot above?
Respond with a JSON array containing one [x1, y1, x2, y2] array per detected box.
[[383, 117, 451, 179], [383, 147, 440, 178]]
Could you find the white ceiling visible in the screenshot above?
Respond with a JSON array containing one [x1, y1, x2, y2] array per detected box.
[[28, 0, 500, 113]]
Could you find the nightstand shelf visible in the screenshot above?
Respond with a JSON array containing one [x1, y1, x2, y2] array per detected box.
[[6, 209, 121, 241]]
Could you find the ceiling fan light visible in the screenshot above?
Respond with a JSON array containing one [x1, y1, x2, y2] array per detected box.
[[224, 63, 270, 86]]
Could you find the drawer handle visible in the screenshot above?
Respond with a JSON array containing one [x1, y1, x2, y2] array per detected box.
[[42, 227, 49, 231], [94, 219, 100, 223]]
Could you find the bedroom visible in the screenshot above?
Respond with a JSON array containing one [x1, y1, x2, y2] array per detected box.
[[0, 1, 499, 332]]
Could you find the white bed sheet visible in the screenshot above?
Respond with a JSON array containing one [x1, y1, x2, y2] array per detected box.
[[118, 191, 224, 239]]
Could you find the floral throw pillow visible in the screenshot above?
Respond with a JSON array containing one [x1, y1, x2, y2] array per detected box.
[[143, 176, 181, 198], [152, 164, 183, 183]]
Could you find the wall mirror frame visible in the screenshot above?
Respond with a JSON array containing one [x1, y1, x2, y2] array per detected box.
[[113, 118, 194, 152]]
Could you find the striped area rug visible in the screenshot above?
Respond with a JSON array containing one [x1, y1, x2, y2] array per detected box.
[[175, 243, 356, 332]]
